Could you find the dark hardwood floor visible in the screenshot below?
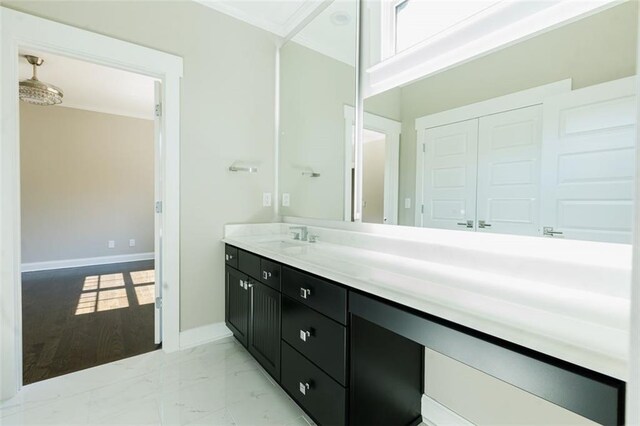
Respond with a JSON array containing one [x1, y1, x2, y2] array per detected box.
[[22, 260, 159, 384]]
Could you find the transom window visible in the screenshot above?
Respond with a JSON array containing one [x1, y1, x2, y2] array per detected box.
[[394, 0, 501, 54]]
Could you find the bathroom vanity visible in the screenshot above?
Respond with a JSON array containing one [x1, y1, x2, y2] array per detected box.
[[223, 223, 629, 426]]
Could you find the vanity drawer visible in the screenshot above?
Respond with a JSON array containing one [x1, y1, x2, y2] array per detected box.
[[282, 267, 347, 325], [281, 342, 346, 426], [238, 249, 260, 280], [260, 259, 281, 291], [225, 245, 238, 269], [282, 296, 347, 385]]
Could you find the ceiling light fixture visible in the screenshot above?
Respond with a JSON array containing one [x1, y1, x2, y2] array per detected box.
[[19, 55, 64, 106]]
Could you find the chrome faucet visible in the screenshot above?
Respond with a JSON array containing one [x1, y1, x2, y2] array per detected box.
[[289, 226, 308, 241]]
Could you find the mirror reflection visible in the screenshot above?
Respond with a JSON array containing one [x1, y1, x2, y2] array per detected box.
[[363, 1, 637, 243], [279, 0, 357, 221]]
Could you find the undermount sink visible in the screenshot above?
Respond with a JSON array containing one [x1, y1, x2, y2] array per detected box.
[[253, 236, 308, 249]]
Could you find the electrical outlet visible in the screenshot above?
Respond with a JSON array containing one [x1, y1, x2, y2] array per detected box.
[[404, 198, 411, 209], [108, 240, 115, 249], [282, 193, 290, 207], [129, 239, 136, 247], [263, 192, 272, 207]]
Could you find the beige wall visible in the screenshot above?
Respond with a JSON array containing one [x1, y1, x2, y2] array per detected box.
[[3, 0, 277, 331], [279, 41, 355, 220], [424, 349, 597, 425], [362, 137, 385, 224], [20, 104, 154, 263]]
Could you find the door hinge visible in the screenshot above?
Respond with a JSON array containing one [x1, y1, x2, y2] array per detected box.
[[155, 103, 162, 117], [155, 201, 162, 213], [422, 143, 426, 153], [155, 296, 162, 309], [421, 204, 424, 214]]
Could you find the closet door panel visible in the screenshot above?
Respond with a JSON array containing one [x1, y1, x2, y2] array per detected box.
[[421, 119, 479, 231], [477, 105, 543, 236], [541, 77, 635, 243]]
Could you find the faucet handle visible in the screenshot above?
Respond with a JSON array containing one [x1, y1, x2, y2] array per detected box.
[[290, 230, 301, 240], [308, 234, 319, 243]]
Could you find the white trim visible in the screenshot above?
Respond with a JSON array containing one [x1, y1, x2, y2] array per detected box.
[[179, 322, 233, 350], [0, 7, 182, 400], [344, 105, 401, 224], [365, 0, 623, 98], [421, 395, 474, 426], [413, 79, 571, 227], [344, 105, 355, 221], [21, 253, 155, 273]]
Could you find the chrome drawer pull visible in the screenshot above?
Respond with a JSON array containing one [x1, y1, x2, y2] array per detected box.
[[300, 288, 311, 299], [299, 330, 311, 342], [262, 271, 272, 280], [299, 382, 310, 395]]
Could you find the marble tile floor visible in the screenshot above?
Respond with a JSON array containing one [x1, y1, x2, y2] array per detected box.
[[0, 337, 316, 425]]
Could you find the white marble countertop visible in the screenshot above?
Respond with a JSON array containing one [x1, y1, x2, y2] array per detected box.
[[223, 222, 631, 381]]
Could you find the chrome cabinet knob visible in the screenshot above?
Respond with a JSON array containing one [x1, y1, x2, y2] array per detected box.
[[299, 330, 311, 342], [262, 271, 272, 280], [300, 288, 311, 299], [225, 254, 233, 261], [299, 382, 310, 395]]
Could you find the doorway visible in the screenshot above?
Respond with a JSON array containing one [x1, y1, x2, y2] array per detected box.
[[1, 8, 182, 399], [18, 50, 162, 383]]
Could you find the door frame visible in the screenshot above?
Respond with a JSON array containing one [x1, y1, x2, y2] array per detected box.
[[414, 79, 572, 227], [344, 105, 401, 224], [0, 7, 183, 399]]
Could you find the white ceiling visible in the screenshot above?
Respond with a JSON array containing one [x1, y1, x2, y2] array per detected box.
[[195, 0, 322, 37], [292, 0, 357, 65], [197, 0, 356, 65], [19, 49, 156, 120]]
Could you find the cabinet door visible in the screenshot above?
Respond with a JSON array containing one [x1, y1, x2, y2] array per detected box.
[[248, 280, 281, 381], [476, 105, 542, 236], [225, 266, 249, 347], [420, 119, 479, 231]]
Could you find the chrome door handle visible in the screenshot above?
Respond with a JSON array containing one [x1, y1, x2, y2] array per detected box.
[[239, 280, 244, 288], [299, 382, 310, 395], [479, 220, 492, 228], [262, 271, 272, 280], [457, 220, 473, 228], [299, 330, 311, 342], [247, 281, 254, 289], [300, 288, 311, 299], [543, 227, 563, 237]]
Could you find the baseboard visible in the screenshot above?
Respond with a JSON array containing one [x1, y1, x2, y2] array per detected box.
[[179, 322, 233, 349], [21, 252, 155, 273], [422, 395, 474, 426]]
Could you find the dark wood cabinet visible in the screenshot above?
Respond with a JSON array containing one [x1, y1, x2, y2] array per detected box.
[[225, 266, 249, 346], [248, 280, 281, 381], [281, 342, 347, 426], [260, 259, 281, 290], [282, 296, 347, 386], [282, 266, 347, 325]]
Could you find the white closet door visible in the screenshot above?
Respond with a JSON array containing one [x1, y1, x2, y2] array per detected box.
[[541, 77, 636, 243], [476, 105, 542, 236], [422, 119, 478, 231]]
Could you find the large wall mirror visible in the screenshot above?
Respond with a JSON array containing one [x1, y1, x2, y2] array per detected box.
[[362, 1, 637, 244], [279, 0, 358, 221]]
